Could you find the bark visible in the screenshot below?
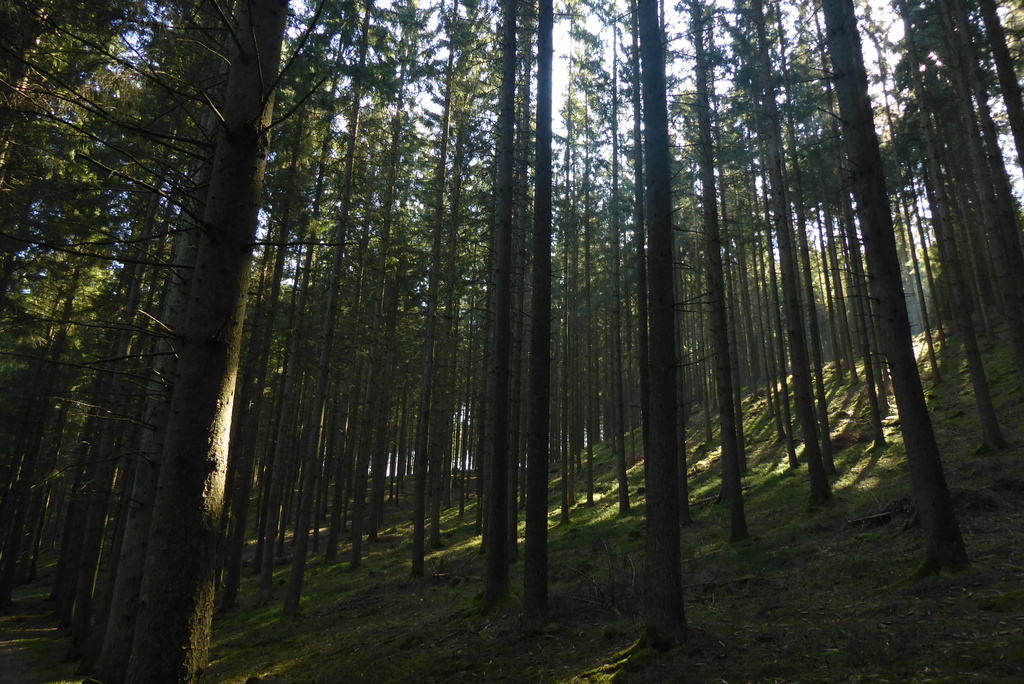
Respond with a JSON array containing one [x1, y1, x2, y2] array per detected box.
[[822, 0, 969, 573], [125, 1, 288, 679], [95, 229, 193, 683], [843, 215, 887, 447], [944, 0, 1024, 401], [220, 142, 297, 610], [638, 0, 686, 649], [51, 422, 93, 625], [692, 1, 747, 542], [630, 0, 651, 463], [900, 0, 1005, 449], [0, 273, 77, 608], [412, 11, 456, 577], [482, 0, 516, 611], [257, 241, 313, 602], [977, 0, 1024, 187], [900, 184, 942, 381], [763, 215, 798, 468], [609, 27, 629, 515], [354, 84, 406, 561], [778, 13, 834, 475], [523, 0, 553, 631], [749, 0, 830, 503], [283, 10, 368, 610]]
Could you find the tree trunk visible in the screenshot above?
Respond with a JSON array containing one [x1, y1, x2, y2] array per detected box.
[[0, 273, 77, 608], [125, 2, 288, 680], [220, 139, 298, 610], [283, 10, 369, 610], [638, 0, 686, 649], [412, 8, 457, 577], [609, 26, 629, 515], [943, 0, 1024, 401], [977, 0, 1024, 189], [630, 0, 651, 464], [778, 12, 834, 475], [523, 0, 553, 631], [822, 0, 969, 574], [482, 0, 517, 611], [750, 0, 830, 503], [899, 0, 1005, 449], [691, 0, 747, 542]]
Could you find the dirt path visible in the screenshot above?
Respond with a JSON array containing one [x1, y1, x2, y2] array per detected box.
[[0, 638, 39, 684], [0, 598, 61, 684]]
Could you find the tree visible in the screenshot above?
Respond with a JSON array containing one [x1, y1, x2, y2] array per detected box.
[[482, 0, 517, 612], [607, 19, 630, 516], [124, 1, 290, 680], [896, 0, 1005, 451], [748, 0, 830, 504], [523, 0, 553, 631], [821, 0, 968, 574], [691, 0, 747, 543], [637, 0, 686, 650]]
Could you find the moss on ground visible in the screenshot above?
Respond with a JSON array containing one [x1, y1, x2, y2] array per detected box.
[[6, 332, 1024, 682]]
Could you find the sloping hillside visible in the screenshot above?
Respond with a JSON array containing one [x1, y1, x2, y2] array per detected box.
[[4, 337, 1023, 682]]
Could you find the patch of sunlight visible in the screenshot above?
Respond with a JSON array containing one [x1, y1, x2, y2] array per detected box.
[[690, 537, 727, 559], [233, 660, 293, 683], [690, 477, 719, 502], [587, 501, 632, 526], [752, 452, 792, 480], [691, 447, 720, 475], [439, 504, 468, 525], [429, 533, 480, 557], [834, 457, 881, 493]]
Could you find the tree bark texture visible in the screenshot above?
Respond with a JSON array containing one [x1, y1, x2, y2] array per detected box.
[[523, 0, 553, 631], [638, 0, 686, 650], [822, 0, 968, 573], [483, 0, 517, 611], [125, 1, 288, 680]]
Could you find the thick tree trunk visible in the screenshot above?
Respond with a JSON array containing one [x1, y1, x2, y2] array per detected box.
[[125, 1, 288, 680], [482, 0, 516, 611], [523, 0, 553, 631], [94, 228, 193, 683], [638, 0, 686, 649], [822, 0, 969, 573]]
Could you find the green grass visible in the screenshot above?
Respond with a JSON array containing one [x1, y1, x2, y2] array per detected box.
[[6, 331, 1024, 682]]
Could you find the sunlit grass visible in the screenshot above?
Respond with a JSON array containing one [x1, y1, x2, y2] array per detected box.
[[9, 331, 1024, 682]]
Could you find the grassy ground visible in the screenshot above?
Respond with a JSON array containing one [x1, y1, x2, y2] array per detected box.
[[4, 334, 1023, 682]]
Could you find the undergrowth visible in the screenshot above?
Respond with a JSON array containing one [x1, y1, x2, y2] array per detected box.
[[3, 332, 1023, 682]]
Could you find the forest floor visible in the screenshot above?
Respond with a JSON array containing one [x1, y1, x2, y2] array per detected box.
[[5, 334, 1024, 683]]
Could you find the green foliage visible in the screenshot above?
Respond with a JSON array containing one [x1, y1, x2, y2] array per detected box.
[[9, 328, 1024, 682]]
